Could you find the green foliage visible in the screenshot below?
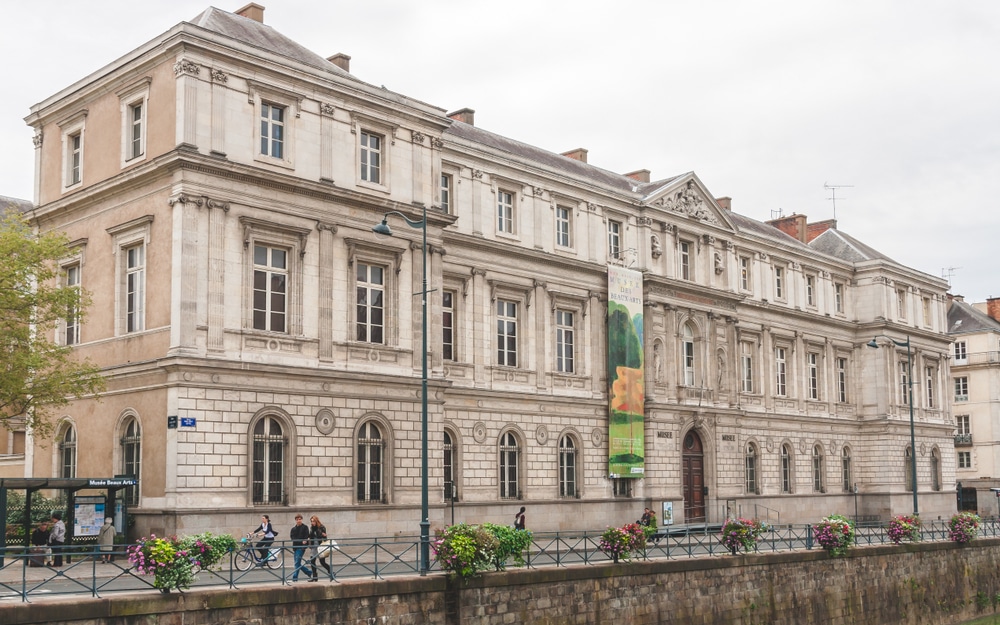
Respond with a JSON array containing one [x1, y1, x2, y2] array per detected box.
[[179, 532, 238, 570], [4, 491, 66, 542], [481, 523, 532, 570], [432, 523, 499, 579], [598, 523, 647, 561], [0, 209, 105, 438], [812, 514, 855, 557], [129, 532, 237, 591]]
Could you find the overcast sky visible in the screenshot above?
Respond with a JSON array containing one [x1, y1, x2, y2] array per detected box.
[[2, 1, 997, 302]]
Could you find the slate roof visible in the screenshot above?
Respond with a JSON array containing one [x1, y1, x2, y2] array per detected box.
[[187, 7, 353, 79], [726, 211, 812, 251], [948, 298, 1000, 336], [0, 195, 33, 214], [809, 228, 896, 264]]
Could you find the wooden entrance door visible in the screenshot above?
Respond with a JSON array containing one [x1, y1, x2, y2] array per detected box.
[[682, 431, 706, 522]]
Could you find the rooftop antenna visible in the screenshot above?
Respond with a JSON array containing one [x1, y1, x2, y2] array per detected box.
[[941, 266, 961, 286], [824, 183, 853, 220], [770, 208, 784, 220]]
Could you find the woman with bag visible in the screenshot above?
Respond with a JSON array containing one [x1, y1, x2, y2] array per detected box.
[[309, 515, 333, 581]]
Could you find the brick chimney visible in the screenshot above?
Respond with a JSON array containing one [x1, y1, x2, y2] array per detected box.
[[624, 169, 651, 183], [987, 297, 1000, 322], [806, 219, 837, 242], [716, 197, 732, 211], [327, 53, 351, 73], [447, 108, 475, 126], [766, 213, 808, 244], [561, 148, 588, 163], [235, 2, 265, 22]]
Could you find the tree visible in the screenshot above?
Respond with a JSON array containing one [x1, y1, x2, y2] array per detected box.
[[0, 206, 104, 438]]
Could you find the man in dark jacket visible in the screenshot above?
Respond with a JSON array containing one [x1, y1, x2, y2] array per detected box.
[[289, 514, 311, 582]]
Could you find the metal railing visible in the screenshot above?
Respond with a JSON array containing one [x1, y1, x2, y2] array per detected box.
[[2, 518, 999, 603]]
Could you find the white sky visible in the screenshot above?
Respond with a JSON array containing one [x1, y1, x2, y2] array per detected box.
[[2, 1, 997, 302]]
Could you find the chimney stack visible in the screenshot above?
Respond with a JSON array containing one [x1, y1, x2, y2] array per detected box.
[[447, 108, 475, 126], [235, 2, 265, 22], [987, 297, 1000, 322], [766, 213, 808, 244], [716, 197, 732, 211], [561, 148, 588, 163], [624, 169, 650, 183], [327, 53, 351, 73], [806, 219, 837, 242]]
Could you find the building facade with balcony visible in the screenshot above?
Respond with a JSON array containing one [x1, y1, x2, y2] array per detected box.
[[8, 4, 958, 538], [947, 296, 1000, 514]]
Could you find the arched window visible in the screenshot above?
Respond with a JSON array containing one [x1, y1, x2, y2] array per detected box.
[[745, 443, 758, 494], [59, 424, 77, 479], [812, 445, 824, 492], [841, 446, 852, 492], [357, 421, 384, 503], [681, 323, 695, 386], [443, 430, 456, 500], [558, 435, 578, 498], [780, 444, 793, 493], [251, 416, 286, 505], [499, 431, 520, 500], [904, 446, 914, 492], [931, 448, 941, 491], [120, 417, 141, 506]]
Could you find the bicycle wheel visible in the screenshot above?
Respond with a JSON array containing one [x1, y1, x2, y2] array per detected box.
[[266, 548, 283, 569], [234, 546, 255, 571]]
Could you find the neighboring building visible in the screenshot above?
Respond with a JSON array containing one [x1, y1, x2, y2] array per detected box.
[[947, 296, 1000, 515], [14, 3, 957, 538]]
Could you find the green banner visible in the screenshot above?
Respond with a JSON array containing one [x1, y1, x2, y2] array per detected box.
[[607, 266, 644, 478]]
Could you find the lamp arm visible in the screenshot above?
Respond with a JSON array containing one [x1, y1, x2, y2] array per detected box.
[[382, 210, 426, 230]]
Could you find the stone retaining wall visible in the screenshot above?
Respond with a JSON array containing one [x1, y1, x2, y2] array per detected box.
[[6, 541, 1000, 625]]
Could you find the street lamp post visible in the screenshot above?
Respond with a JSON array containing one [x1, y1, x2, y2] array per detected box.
[[867, 334, 918, 516], [373, 204, 431, 575]]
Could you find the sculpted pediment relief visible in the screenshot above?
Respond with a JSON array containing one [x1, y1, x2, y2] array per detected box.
[[645, 176, 734, 231]]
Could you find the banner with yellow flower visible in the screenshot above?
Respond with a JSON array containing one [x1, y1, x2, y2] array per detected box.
[[607, 266, 644, 478]]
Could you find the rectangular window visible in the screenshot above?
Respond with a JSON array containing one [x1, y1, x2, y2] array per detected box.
[[774, 347, 787, 396], [252, 245, 287, 333], [356, 263, 385, 343], [497, 299, 518, 367], [739, 256, 751, 291], [65, 264, 80, 345], [774, 266, 784, 299], [680, 241, 692, 280], [69, 133, 82, 185], [555, 309, 575, 373], [128, 102, 144, 160], [612, 478, 633, 498], [497, 189, 514, 234], [955, 376, 968, 401], [440, 173, 452, 213], [360, 130, 382, 183], [806, 275, 815, 306], [897, 289, 906, 319], [555, 205, 572, 248], [925, 366, 935, 408], [808, 353, 819, 400], [957, 414, 970, 435], [922, 297, 931, 327], [837, 357, 848, 403], [834, 283, 844, 313], [442, 290, 455, 361], [741, 342, 754, 393], [954, 341, 967, 363], [958, 451, 972, 469], [899, 361, 910, 405], [125, 244, 145, 333], [260, 103, 285, 159], [608, 219, 622, 260]]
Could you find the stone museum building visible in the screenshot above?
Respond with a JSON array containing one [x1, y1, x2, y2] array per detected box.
[[7, 3, 958, 538]]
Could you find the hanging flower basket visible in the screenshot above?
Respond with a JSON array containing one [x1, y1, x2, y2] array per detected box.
[[948, 512, 980, 544], [886, 515, 921, 545], [812, 514, 855, 557], [720, 517, 768, 554]]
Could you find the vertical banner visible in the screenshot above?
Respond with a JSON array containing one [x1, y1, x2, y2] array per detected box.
[[607, 266, 645, 478]]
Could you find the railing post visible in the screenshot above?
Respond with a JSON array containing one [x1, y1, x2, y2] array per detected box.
[[806, 524, 814, 550]]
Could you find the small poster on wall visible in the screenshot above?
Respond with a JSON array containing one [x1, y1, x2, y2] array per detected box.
[[74, 496, 106, 537], [662, 501, 674, 526]]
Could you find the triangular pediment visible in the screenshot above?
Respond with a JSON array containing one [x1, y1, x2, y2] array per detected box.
[[641, 173, 735, 232]]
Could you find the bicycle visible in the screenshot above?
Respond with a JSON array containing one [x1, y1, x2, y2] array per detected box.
[[233, 534, 284, 571]]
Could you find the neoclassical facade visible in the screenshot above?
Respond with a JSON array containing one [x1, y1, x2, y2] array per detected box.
[[12, 4, 957, 537]]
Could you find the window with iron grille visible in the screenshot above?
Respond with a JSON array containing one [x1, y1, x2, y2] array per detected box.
[[252, 416, 285, 505], [443, 430, 455, 500], [65, 264, 81, 345], [841, 447, 852, 492], [120, 417, 141, 507], [499, 431, 520, 500], [59, 424, 77, 479], [357, 421, 384, 503], [558, 435, 577, 497], [781, 444, 792, 493], [812, 445, 824, 492], [745, 443, 758, 494]]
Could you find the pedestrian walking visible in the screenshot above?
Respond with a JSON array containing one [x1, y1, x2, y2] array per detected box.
[[514, 506, 526, 530], [289, 514, 311, 582], [49, 511, 66, 567], [97, 517, 116, 563], [309, 515, 332, 581]]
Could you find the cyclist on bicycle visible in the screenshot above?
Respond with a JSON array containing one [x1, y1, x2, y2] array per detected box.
[[249, 514, 279, 562]]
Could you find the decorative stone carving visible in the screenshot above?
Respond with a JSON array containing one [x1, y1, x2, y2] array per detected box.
[[32, 132, 42, 148], [591, 428, 604, 447], [167, 193, 204, 208], [714, 251, 724, 274], [320, 103, 336, 116], [411, 131, 425, 144], [535, 425, 549, 445], [587, 203, 599, 212], [651, 234, 662, 258], [637, 216, 653, 226], [431, 137, 444, 149], [205, 198, 230, 211], [532, 186, 544, 197], [211, 69, 228, 83], [315, 409, 335, 435], [173, 59, 200, 75], [653, 181, 719, 224], [472, 169, 484, 180], [473, 421, 487, 443]]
